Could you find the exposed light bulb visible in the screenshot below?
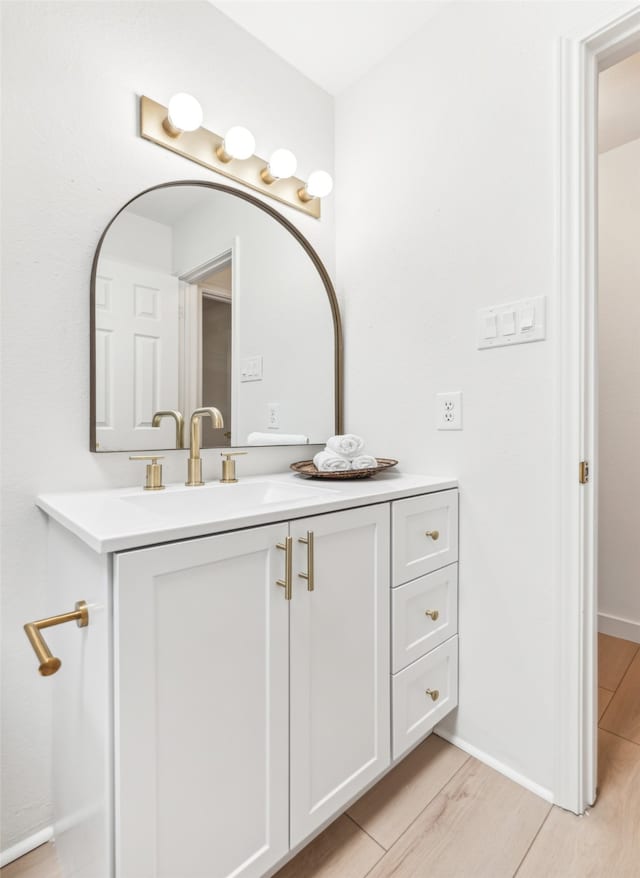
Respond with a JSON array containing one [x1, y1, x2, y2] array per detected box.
[[261, 148, 298, 184], [216, 126, 256, 163], [299, 169, 333, 202], [163, 93, 203, 137]]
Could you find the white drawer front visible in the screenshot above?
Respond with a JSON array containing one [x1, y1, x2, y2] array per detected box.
[[392, 636, 458, 760], [392, 564, 458, 673], [392, 490, 458, 586]]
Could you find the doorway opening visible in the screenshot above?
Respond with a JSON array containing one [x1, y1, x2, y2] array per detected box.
[[594, 48, 640, 780]]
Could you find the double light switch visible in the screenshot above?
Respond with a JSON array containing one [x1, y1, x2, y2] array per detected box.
[[477, 297, 546, 349]]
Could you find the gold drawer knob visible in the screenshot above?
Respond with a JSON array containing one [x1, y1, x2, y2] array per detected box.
[[425, 530, 440, 541], [425, 609, 440, 621], [425, 688, 440, 702]]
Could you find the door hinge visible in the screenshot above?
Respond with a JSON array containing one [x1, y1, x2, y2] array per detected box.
[[579, 461, 590, 484]]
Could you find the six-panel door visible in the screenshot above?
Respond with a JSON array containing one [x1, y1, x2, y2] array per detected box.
[[114, 524, 290, 878], [289, 504, 391, 846]]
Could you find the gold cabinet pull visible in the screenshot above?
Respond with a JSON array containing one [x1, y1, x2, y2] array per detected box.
[[424, 609, 440, 621], [276, 537, 293, 600], [425, 530, 440, 541], [298, 531, 315, 591], [425, 688, 440, 702], [24, 601, 89, 676]]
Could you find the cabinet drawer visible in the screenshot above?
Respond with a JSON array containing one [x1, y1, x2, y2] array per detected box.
[[392, 564, 458, 673], [392, 490, 458, 586], [392, 636, 458, 760]]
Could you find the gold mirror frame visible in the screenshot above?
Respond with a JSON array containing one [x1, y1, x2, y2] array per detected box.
[[89, 180, 343, 452]]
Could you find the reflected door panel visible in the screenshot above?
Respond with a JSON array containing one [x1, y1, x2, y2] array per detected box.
[[95, 259, 179, 451]]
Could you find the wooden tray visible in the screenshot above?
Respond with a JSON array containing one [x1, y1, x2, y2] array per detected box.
[[290, 458, 398, 480]]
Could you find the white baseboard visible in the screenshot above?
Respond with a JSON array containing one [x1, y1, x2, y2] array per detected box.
[[598, 612, 640, 644], [0, 826, 53, 867], [434, 729, 554, 804]]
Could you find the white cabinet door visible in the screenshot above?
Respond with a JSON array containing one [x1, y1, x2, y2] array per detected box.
[[289, 505, 391, 846], [114, 524, 289, 878]]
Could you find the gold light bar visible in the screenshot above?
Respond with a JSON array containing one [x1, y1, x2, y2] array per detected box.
[[139, 96, 321, 220]]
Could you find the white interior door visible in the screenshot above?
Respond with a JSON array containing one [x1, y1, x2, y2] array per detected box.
[[289, 504, 390, 845], [114, 524, 290, 878], [95, 258, 179, 450]]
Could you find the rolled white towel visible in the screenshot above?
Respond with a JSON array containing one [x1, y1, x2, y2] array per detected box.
[[313, 450, 351, 472], [350, 454, 378, 470], [326, 434, 365, 458]]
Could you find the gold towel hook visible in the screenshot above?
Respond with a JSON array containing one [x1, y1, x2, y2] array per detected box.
[[23, 601, 89, 676]]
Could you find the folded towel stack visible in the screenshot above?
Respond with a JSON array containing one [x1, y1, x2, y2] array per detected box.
[[313, 434, 378, 473]]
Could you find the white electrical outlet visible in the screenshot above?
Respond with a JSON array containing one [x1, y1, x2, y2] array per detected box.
[[436, 392, 462, 430], [267, 403, 280, 430]]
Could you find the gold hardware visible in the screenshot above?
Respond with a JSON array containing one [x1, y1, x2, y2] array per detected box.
[[425, 688, 440, 702], [425, 530, 440, 541], [260, 167, 277, 185], [579, 460, 590, 484], [129, 455, 165, 490], [425, 609, 440, 621], [139, 96, 321, 219], [24, 601, 89, 677], [152, 410, 185, 449], [298, 531, 315, 592], [276, 537, 293, 600], [220, 451, 248, 484], [186, 407, 224, 486]]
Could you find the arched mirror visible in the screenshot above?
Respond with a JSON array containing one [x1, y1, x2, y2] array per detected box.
[[90, 181, 342, 452]]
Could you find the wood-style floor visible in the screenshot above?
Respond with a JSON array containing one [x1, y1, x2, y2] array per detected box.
[[4, 632, 639, 878]]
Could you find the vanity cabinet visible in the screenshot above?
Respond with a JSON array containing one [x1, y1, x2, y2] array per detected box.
[[113, 504, 389, 878], [38, 476, 458, 878]]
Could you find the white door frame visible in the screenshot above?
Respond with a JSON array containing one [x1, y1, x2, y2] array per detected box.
[[557, 5, 640, 815]]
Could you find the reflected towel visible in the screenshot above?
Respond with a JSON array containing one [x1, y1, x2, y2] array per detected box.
[[326, 434, 365, 458], [313, 450, 351, 472], [350, 454, 377, 470], [247, 432, 309, 445]]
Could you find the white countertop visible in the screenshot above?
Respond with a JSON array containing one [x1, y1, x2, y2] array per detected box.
[[36, 470, 458, 554]]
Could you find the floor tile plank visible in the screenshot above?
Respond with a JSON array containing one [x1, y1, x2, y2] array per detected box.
[[517, 730, 640, 878], [365, 758, 550, 878], [600, 651, 640, 744], [273, 814, 384, 878], [598, 687, 614, 721], [347, 735, 469, 850], [0, 844, 61, 878], [598, 632, 639, 691]]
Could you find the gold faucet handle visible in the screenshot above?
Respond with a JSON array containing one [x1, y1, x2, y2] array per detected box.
[[220, 451, 247, 484], [129, 455, 165, 491]]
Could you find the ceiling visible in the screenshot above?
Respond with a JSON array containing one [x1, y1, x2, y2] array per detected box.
[[211, 1, 447, 95], [599, 51, 640, 153]]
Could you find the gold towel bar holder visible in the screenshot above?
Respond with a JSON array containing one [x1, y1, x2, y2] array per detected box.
[[24, 601, 89, 676]]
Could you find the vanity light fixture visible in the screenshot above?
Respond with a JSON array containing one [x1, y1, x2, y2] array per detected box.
[[216, 126, 256, 163], [298, 170, 334, 203], [139, 95, 330, 218], [162, 93, 203, 137], [261, 148, 298, 184]]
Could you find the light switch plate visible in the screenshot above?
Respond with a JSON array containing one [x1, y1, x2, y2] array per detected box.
[[240, 355, 263, 382], [477, 297, 546, 349]]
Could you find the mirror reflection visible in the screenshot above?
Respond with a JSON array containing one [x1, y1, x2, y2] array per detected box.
[[91, 183, 340, 452]]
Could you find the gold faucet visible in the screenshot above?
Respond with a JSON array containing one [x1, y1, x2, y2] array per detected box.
[[186, 407, 224, 486], [152, 410, 185, 449]]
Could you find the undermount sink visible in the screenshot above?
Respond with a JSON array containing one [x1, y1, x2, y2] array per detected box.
[[121, 479, 336, 521]]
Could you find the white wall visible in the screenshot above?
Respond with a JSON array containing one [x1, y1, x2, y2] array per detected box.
[[335, 0, 634, 797], [0, 0, 334, 853], [101, 212, 173, 273], [598, 137, 640, 642]]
